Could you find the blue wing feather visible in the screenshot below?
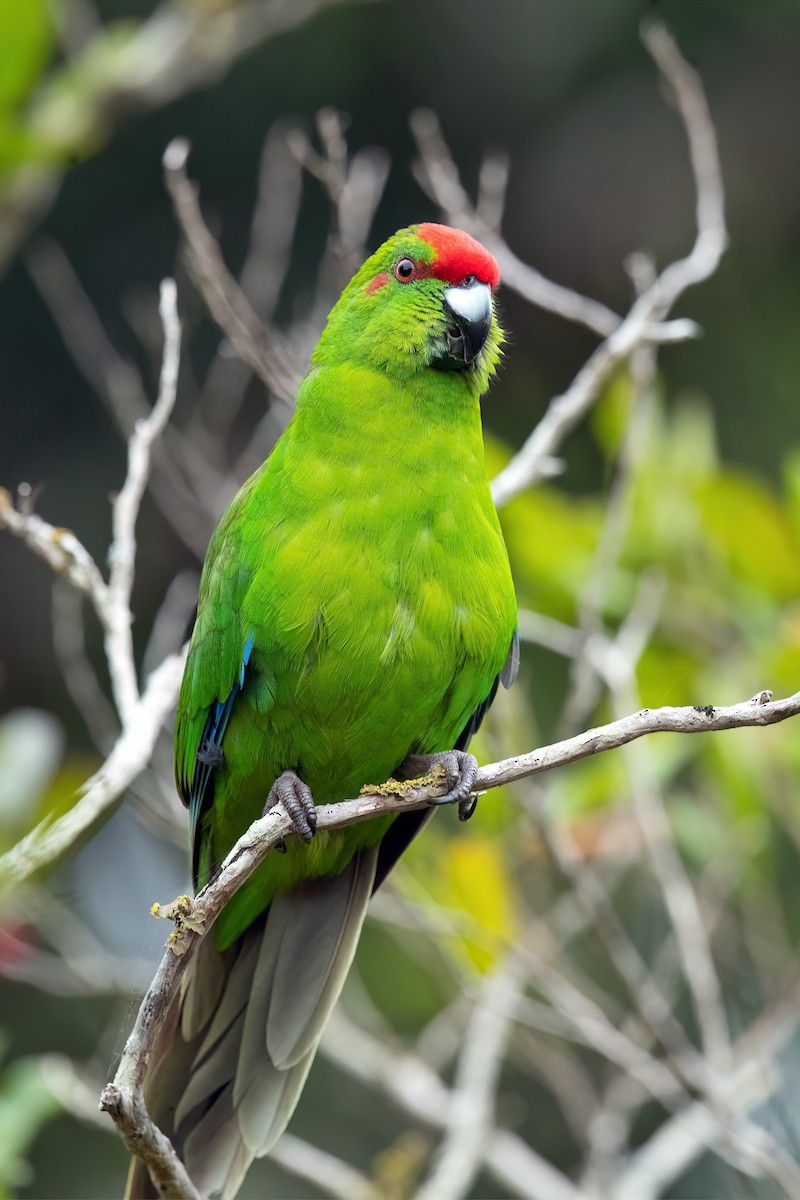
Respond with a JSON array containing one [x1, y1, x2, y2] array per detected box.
[[189, 636, 254, 885]]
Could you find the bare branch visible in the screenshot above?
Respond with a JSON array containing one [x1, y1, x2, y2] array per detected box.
[[415, 959, 521, 1200], [410, 107, 621, 339], [162, 138, 302, 406], [0, 487, 107, 604], [106, 279, 182, 723], [269, 1134, 376, 1200], [101, 684, 800, 1189], [100, 1085, 203, 1200], [490, 21, 727, 508], [478, 688, 800, 790], [0, 648, 186, 890]]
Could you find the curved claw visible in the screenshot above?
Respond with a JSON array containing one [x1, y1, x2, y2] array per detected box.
[[458, 793, 479, 822], [265, 770, 317, 842], [399, 750, 479, 813]]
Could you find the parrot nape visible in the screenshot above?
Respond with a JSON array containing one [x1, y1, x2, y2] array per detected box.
[[127, 223, 518, 1199]]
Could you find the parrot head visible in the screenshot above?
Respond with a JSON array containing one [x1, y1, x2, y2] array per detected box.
[[312, 223, 503, 392]]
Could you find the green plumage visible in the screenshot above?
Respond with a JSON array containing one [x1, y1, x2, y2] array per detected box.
[[175, 225, 516, 948], [132, 224, 516, 1199]]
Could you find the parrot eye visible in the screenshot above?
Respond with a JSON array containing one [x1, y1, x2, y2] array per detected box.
[[394, 258, 416, 282]]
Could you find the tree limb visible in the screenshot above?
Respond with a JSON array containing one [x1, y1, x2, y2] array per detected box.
[[101, 685, 800, 1195], [162, 138, 302, 407], [106, 279, 182, 724], [0, 648, 186, 891], [487, 21, 727, 507]]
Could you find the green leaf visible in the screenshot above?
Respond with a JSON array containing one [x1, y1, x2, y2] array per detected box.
[[591, 371, 636, 459], [696, 471, 800, 600], [0, 1051, 60, 1195], [0, 0, 53, 110]]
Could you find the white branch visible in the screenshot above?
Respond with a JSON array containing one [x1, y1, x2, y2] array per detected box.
[[1, 280, 182, 729], [410, 106, 621, 340], [0, 487, 108, 605], [100, 685, 800, 1194], [0, 648, 186, 891], [270, 1134, 375, 1200], [490, 22, 727, 508], [106, 279, 182, 724], [415, 959, 521, 1200], [322, 1011, 585, 1200]]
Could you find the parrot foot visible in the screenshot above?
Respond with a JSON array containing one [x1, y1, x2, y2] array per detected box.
[[266, 770, 317, 843], [399, 751, 480, 822], [197, 739, 225, 768]]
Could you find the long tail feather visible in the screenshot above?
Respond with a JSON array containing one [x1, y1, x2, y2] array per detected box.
[[125, 846, 379, 1200]]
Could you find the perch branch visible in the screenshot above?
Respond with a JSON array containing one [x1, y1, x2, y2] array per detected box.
[[99, 1086, 202, 1200], [102, 685, 800, 1193]]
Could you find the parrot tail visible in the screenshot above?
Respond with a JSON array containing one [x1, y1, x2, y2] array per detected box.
[[125, 845, 379, 1200]]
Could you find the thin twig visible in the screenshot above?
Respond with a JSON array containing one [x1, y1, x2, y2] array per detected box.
[[489, 22, 726, 507], [410, 107, 621, 339], [0, 648, 186, 890], [162, 138, 302, 406], [322, 1011, 585, 1200], [270, 1134, 376, 1200], [415, 958, 521, 1200], [106, 279, 182, 723]]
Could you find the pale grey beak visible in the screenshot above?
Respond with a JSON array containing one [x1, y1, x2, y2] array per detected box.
[[442, 281, 493, 364]]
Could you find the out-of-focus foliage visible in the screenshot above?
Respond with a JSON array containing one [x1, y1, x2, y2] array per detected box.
[[0, 0, 54, 178], [0, 1040, 59, 1199]]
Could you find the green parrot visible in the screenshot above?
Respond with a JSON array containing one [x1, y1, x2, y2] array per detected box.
[[128, 223, 518, 1199]]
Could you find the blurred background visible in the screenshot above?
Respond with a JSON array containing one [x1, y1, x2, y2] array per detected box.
[[3, 0, 800, 1197]]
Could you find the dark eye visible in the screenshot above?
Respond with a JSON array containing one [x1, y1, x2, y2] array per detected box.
[[395, 258, 416, 282]]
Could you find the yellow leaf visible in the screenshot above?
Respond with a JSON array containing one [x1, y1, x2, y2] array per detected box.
[[442, 836, 517, 972]]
